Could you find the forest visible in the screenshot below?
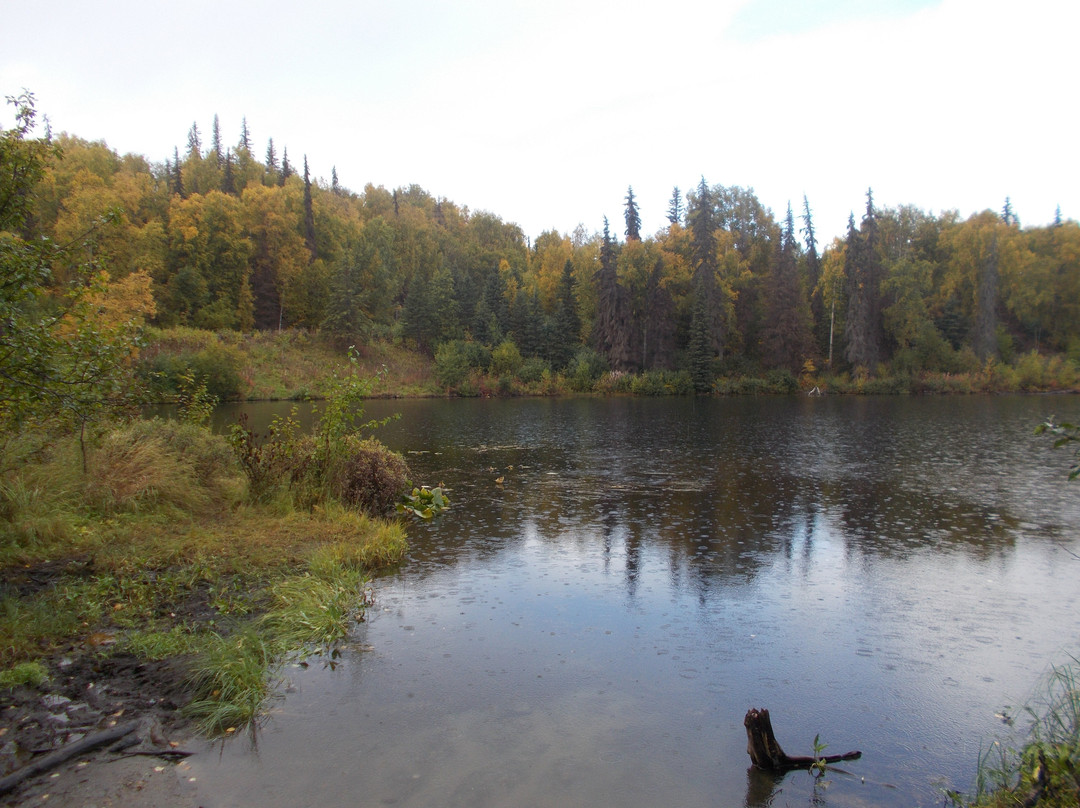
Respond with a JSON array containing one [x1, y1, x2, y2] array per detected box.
[[7, 98, 1080, 403]]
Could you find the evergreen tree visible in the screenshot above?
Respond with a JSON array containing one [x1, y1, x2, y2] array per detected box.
[[332, 166, 341, 196], [186, 122, 201, 156], [762, 203, 813, 371], [624, 186, 641, 241], [1002, 196, 1019, 227], [323, 251, 372, 345], [511, 289, 542, 357], [844, 190, 886, 370], [171, 146, 184, 197], [211, 114, 223, 168], [687, 293, 713, 392], [592, 218, 635, 371], [265, 138, 278, 176], [303, 155, 317, 261], [281, 147, 293, 184], [667, 186, 683, 226], [802, 194, 827, 354], [643, 257, 676, 369], [687, 177, 726, 357], [238, 116, 252, 154], [550, 259, 582, 369], [222, 149, 236, 194]]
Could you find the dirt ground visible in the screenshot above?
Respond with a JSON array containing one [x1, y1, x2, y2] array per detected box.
[[1, 653, 202, 807]]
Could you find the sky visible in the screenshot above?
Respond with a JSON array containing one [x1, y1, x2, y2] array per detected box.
[[3, 0, 1077, 245]]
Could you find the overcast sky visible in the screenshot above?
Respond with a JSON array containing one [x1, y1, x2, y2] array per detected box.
[[3, 0, 1076, 245]]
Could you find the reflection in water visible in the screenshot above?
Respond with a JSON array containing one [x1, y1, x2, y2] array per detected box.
[[192, 395, 1080, 808]]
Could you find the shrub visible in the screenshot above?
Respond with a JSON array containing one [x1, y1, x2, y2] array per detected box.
[[85, 419, 241, 515], [516, 357, 550, 385], [327, 437, 410, 517], [491, 339, 523, 377], [765, 368, 799, 394], [434, 340, 490, 390], [138, 341, 247, 402], [568, 349, 608, 392]]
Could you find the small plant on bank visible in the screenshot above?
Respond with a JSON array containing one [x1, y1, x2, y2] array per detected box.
[[968, 658, 1080, 807], [810, 733, 829, 779], [0, 661, 48, 690]]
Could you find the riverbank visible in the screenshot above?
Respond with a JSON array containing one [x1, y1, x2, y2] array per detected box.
[[0, 413, 409, 805], [136, 326, 1080, 402]]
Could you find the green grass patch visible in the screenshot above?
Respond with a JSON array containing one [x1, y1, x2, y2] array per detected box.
[[0, 661, 48, 690], [0, 415, 411, 736]]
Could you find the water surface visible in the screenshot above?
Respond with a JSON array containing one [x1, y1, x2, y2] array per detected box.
[[193, 395, 1080, 807]]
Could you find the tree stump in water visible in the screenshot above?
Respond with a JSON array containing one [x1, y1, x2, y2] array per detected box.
[[744, 708, 862, 771]]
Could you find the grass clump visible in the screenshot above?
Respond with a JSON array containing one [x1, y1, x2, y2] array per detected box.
[[0, 661, 48, 690], [185, 628, 279, 733], [960, 658, 1080, 807]]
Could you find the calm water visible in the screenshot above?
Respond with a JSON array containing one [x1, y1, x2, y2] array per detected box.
[[191, 395, 1080, 807]]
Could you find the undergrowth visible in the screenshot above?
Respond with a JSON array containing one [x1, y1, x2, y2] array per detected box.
[[955, 658, 1080, 807], [0, 403, 411, 736]]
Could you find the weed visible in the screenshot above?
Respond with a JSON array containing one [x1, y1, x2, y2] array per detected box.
[[124, 626, 207, 660], [185, 628, 279, 734], [0, 660, 48, 689], [969, 658, 1080, 807]]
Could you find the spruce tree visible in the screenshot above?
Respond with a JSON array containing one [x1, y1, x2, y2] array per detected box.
[[238, 116, 252, 154], [332, 166, 341, 196], [643, 257, 676, 369], [281, 147, 293, 184], [303, 155, 317, 261], [762, 203, 813, 372], [687, 177, 726, 357], [171, 146, 184, 197], [667, 186, 683, 225], [843, 190, 886, 371], [211, 114, 223, 168], [592, 218, 635, 371], [551, 259, 582, 369], [624, 186, 641, 241], [265, 138, 278, 175], [801, 194, 827, 355], [222, 149, 236, 194], [187, 122, 201, 156], [687, 293, 713, 392]]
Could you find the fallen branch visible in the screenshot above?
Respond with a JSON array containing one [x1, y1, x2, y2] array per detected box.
[[744, 708, 861, 771], [0, 720, 140, 795]]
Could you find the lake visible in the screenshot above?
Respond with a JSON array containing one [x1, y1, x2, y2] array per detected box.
[[190, 394, 1080, 807]]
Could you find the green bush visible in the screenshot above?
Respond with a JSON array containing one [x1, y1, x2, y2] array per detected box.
[[568, 349, 608, 392], [139, 341, 247, 402], [327, 437, 411, 517], [491, 339, 523, 377], [434, 340, 491, 390], [516, 357, 550, 385], [765, 368, 799, 394]]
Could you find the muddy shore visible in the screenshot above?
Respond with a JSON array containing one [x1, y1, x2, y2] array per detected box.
[[1, 653, 201, 807]]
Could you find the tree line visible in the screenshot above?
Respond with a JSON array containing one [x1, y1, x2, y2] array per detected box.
[[13, 106, 1080, 392]]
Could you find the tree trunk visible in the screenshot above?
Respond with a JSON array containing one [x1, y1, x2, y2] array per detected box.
[[744, 708, 861, 771]]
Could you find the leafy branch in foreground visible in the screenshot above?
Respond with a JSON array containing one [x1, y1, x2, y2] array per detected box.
[[1, 91, 149, 468], [1035, 419, 1080, 481]]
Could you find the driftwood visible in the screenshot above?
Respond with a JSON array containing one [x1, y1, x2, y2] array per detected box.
[[0, 720, 140, 795], [744, 708, 861, 771]]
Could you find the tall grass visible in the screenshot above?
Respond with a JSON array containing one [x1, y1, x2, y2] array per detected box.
[[969, 658, 1080, 807]]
